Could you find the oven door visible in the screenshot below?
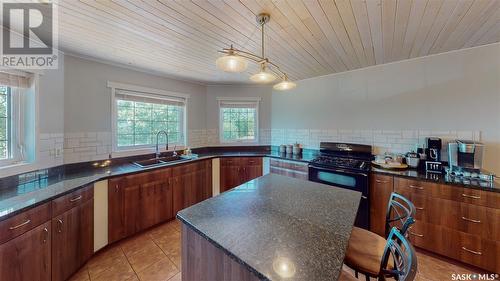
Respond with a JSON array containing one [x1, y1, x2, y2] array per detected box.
[[308, 165, 368, 194], [308, 165, 370, 229]]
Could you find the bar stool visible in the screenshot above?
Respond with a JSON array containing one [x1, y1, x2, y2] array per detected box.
[[344, 192, 416, 281], [340, 227, 418, 281]]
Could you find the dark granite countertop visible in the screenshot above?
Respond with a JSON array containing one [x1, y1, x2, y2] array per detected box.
[[0, 147, 317, 221], [371, 167, 500, 192], [177, 174, 361, 281], [0, 144, 497, 221]]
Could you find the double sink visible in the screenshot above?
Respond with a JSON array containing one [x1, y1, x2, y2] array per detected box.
[[132, 155, 190, 168]]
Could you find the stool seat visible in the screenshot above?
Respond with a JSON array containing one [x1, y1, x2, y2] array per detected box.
[[344, 227, 394, 276]]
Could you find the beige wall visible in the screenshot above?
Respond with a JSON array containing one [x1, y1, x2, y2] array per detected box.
[[271, 43, 500, 174], [205, 84, 273, 145], [64, 55, 207, 133]]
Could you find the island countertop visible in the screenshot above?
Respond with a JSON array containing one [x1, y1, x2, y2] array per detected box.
[[177, 173, 361, 281]]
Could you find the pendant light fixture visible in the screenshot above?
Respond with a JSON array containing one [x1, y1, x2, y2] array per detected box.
[[216, 13, 297, 90], [273, 74, 297, 91]]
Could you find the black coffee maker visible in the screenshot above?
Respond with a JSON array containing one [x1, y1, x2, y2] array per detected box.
[[425, 138, 442, 172], [426, 137, 442, 161]]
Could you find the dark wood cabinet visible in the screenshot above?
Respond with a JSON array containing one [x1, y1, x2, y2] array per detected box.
[[220, 157, 262, 192], [376, 173, 500, 272], [154, 179, 174, 225], [108, 177, 125, 244], [369, 174, 394, 237], [52, 198, 94, 281], [109, 160, 212, 241], [0, 222, 51, 281], [172, 160, 213, 215]]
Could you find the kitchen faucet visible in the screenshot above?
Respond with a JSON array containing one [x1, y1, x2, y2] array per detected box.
[[156, 130, 169, 158]]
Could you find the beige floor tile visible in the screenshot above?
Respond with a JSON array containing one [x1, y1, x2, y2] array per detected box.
[[120, 233, 156, 257], [126, 243, 167, 273], [168, 272, 181, 281], [88, 248, 128, 279], [137, 257, 179, 281], [68, 266, 90, 281], [147, 222, 176, 237], [81, 220, 487, 281], [91, 257, 136, 281]]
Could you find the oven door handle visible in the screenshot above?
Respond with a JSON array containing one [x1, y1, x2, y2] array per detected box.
[[309, 165, 368, 177]]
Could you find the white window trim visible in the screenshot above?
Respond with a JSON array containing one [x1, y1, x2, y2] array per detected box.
[[0, 72, 39, 174], [217, 97, 261, 144], [108, 81, 189, 157]]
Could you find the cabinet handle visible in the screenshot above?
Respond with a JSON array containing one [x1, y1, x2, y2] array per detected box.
[[361, 195, 367, 199], [375, 179, 389, 183], [69, 195, 82, 202], [9, 219, 31, 230], [409, 231, 424, 237], [461, 247, 482, 255], [42, 227, 49, 244], [461, 193, 480, 199], [461, 216, 481, 223], [115, 185, 119, 192], [409, 185, 424, 190], [416, 207, 425, 210], [57, 219, 63, 233]]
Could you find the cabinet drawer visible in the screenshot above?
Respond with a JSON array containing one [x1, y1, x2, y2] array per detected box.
[[173, 163, 196, 175], [440, 200, 500, 241], [409, 221, 500, 272], [220, 157, 240, 166], [51, 184, 93, 217], [270, 167, 308, 180], [394, 177, 439, 197], [241, 157, 262, 166], [438, 184, 500, 209], [0, 203, 51, 244], [270, 159, 307, 172]]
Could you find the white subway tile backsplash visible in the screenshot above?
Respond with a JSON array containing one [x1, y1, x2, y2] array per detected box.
[[271, 129, 481, 155]]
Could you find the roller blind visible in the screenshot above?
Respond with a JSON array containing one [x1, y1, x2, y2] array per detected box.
[[0, 71, 31, 88], [115, 89, 186, 107], [219, 100, 259, 109]]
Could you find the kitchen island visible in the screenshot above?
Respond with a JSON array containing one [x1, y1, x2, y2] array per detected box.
[[177, 173, 361, 281]]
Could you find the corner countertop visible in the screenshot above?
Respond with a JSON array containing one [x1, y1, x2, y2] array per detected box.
[[0, 147, 317, 221], [177, 173, 361, 281], [371, 167, 500, 192]]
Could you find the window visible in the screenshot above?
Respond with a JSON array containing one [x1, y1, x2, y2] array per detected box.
[[218, 98, 260, 143], [112, 87, 187, 151], [0, 71, 33, 167], [0, 86, 11, 160]]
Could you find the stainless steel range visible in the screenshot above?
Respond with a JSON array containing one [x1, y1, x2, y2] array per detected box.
[[309, 142, 372, 229]]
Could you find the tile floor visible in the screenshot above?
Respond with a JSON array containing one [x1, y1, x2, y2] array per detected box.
[[70, 219, 486, 281]]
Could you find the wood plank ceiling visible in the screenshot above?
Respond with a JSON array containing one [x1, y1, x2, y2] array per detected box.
[[52, 0, 500, 83]]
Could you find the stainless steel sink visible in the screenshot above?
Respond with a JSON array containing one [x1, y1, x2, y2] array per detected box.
[[132, 155, 186, 168]]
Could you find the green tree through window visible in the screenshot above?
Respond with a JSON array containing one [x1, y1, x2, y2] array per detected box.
[[116, 98, 183, 148], [221, 107, 257, 142]]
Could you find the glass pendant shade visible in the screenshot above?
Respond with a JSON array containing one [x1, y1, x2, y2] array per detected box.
[[216, 54, 248, 73], [249, 65, 276, 83], [273, 79, 297, 91]]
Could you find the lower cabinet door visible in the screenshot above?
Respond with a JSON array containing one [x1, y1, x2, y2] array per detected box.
[[140, 182, 158, 230], [0, 222, 51, 281], [172, 175, 185, 216], [123, 185, 142, 237], [155, 180, 173, 223], [52, 199, 94, 281]]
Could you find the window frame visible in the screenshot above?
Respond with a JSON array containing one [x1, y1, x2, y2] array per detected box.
[[108, 82, 189, 157], [0, 85, 23, 167], [218, 97, 261, 144]]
